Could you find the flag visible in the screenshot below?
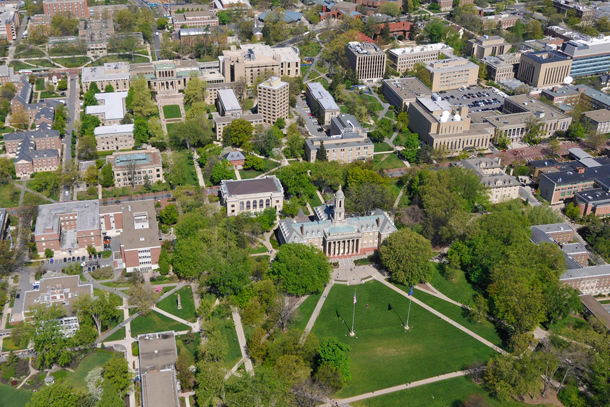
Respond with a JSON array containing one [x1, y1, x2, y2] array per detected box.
[[408, 285, 413, 296], [353, 292, 357, 304]]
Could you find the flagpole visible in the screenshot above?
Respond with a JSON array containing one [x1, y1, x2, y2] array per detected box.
[[404, 296, 411, 330], [350, 289, 356, 337]]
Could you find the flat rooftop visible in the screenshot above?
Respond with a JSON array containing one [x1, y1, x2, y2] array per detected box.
[[583, 109, 610, 123], [522, 50, 571, 64], [35, 200, 100, 235], [575, 187, 610, 203], [437, 85, 505, 113], [307, 82, 339, 111], [82, 62, 130, 83], [141, 370, 179, 407], [94, 123, 134, 136], [561, 264, 610, 280], [220, 176, 283, 196], [101, 200, 160, 250], [347, 41, 383, 55], [382, 77, 432, 101], [388, 43, 452, 57], [138, 331, 178, 371], [426, 57, 478, 73], [418, 96, 452, 113], [217, 88, 241, 112], [86, 92, 128, 121]]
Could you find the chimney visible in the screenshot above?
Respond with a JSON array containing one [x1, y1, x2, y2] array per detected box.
[[300, 224, 305, 235], [576, 166, 585, 174], [376, 217, 381, 227]]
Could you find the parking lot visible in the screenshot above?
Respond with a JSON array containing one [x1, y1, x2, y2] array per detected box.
[[437, 86, 505, 113]]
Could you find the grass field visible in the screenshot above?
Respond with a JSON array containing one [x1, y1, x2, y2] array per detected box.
[[104, 326, 126, 342], [218, 318, 242, 369], [51, 56, 91, 67], [66, 350, 114, 390], [157, 286, 197, 322], [0, 383, 32, 407], [311, 281, 497, 397], [130, 310, 190, 337], [22, 193, 49, 206], [428, 264, 479, 306], [91, 54, 149, 66], [0, 183, 21, 207], [351, 375, 543, 407], [288, 293, 321, 332], [373, 153, 404, 171], [373, 142, 393, 153], [163, 104, 182, 119], [238, 159, 279, 179], [35, 78, 45, 91], [171, 151, 199, 186]]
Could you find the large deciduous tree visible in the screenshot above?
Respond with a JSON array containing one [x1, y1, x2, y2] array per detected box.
[[379, 228, 433, 285], [269, 243, 330, 295]]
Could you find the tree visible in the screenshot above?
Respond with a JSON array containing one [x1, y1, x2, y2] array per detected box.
[[30, 304, 71, 369], [317, 141, 327, 161], [127, 76, 157, 117], [10, 109, 29, 129], [98, 381, 123, 407], [316, 337, 351, 385], [285, 124, 304, 158], [0, 158, 14, 183], [274, 117, 286, 129], [74, 292, 120, 335], [223, 119, 254, 150], [44, 248, 54, 258], [524, 117, 544, 145], [83, 82, 100, 107], [26, 382, 87, 407], [210, 159, 235, 185], [195, 362, 224, 407], [244, 154, 264, 171], [159, 204, 178, 225], [548, 138, 561, 156], [100, 163, 114, 187], [104, 84, 115, 93], [133, 116, 149, 146], [269, 243, 331, 295], [128, 281, 155, 315], [565, 202, 580, 220], [424, 19, 444, 42], [379, 2, 401, 16], [156, 17, 168, 29], [78, 135, 97, 160], [184, 75, 207, 107], [379, 228, 433, 285], [587, 131, 608, 151], [50, 14, 78, 37], [103, 355, 131, 397], [346, 182, 394, 214]]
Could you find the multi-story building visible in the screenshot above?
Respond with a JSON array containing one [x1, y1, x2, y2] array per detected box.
[[426, 57, 479, 92], [43, 0, 90, 19], [575, 188, 610, 218], [433, 0, 453, 11], [4, 128, 61, 155], [305, 114, 374, 163], [138, 332, 180, 407], [278, 187, 397, 258], [5, 128, 61, 178], [94, 124, 134, 152], [408, 96, 493, 155], [78, 17, 114, 58], [0, 6, 20, 42], [306, 82, 340, 125], [107, 148, 164, 188], [516, 51, 573, 88], [345, 41, 386, 82], [553, 0, 594, 19], [130, 60, 201, 93], [219, 44, 300, 86], [85, 92, 128, 125], [34, 200, 102, 255], [220, 176, 284, 216], [560, 36, 610, 77], [482, 53, 521, 82], [467, 35, 510, 60], [382, 77, 432, 111], [212, 89, 263, 139], [16, 272, 92, 323], [387, 43, 453, 74], [372, 21, 411, 41], [172, 8, 219, 28], [100, 200, 160, 272], [481, 13, 518, 29], [257, 76, 289, 125], [541, 84, 610, 111], [82, 62, 130, 92], [0, 65, 20, 85], [456, 157, 520, 203], [583, 109, 610, 135], [483, 94, 571, 142], [356, 0, 403, 10]]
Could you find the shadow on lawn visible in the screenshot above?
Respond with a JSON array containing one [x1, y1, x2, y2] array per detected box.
[[335, 310, 352, 335]]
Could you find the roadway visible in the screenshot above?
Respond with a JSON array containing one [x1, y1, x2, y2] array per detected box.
[[294, 95, 325, 138], [60, 75, 79, 201]]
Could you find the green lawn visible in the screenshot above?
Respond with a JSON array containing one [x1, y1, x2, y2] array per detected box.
[[130, 310, 190, 337], [219, 318, 242, 369], [163, 104, 182, 119], [35, 78, 45, 91], [104, 326, 126, 342], [0, 183, 22, 207], [22, 192, 49, 206], [157, 286, 197, 322], [66, 350, 114, 391], [311, 281, 497, 397], [352, 375, 543, 407], [239, 169, 260, 179], [171, 151, 199, 186], [428, 264, 479, 306], [373, 153, 404, 171], [0, 383, 32, 407], [91, 54, 149, 66], [373, 142, 393, 153], [288, 293, 321, 332], [51, 57, 91, 67]]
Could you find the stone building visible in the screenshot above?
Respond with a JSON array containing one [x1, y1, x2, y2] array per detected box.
[[466, 35, 510, 60], [94, 124, 134, 152], [257, 76, 289, 125], [516, 51, 573, 88], [220, 176, 284, 216], [278, 187, 396, 258], [82, 62, 131, 92], [219, 44, 300, 86], [482, 53, 521, 82], [212, 89, 263, 139], [455, 157, 520, 203], [426, 57, 479, 92], [382, 77, 432, 111], [305, 114, 373, 163], [107, 148, 164, 188], [85, 92, 128, 125], [583, 109, 610, 135], [306, 82, 340, 125], [346, 41, 386, 82], [387, 43, 453, 74]]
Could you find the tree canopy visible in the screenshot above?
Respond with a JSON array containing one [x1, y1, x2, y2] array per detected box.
[[269, 243, 330, 295], [379, 228, 434, 285]]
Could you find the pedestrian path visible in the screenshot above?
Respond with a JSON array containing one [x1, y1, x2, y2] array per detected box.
[[319, 369, 471, 406], [152, 306, 198, 331], [300, 281, 334, 344], [231, 307, 254, 376], [375, 277, 506, 354]]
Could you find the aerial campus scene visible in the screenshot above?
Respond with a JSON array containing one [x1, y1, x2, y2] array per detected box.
[[0, 0, 608, 406]]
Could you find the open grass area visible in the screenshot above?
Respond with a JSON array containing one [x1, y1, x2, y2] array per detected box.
[[238, 159, 279, 179], [157, 286, 197, 322], [51, 56, 91, 67], [373, 142, 393, 153], [428, 263, 479, 306], [219, 318, 242, 369], [2, 334, 28, 351], [0, 183, 22, 207], [104, 326, 126, 342], [16, 46, 44, 59], [548, 315, 589, 338], [373, 153, 404, 171], [130, 310, 190, 337], [352, 375, 543, 407], [0, 383, 32, 407], [35, 78, 45, 91], [288, 293, 321, 332], [163, 104, 182, 119], [66, 350, 114, 391], [171, 151, 199, 186], [311, 281, 497, 397], [22, 192, 49, 206], [299, 41, 321, 58], [91, 54, 149, 66]]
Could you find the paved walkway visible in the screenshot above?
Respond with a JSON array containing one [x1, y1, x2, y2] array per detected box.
[[191, 148, 206, 188], [375, 277, 506, 355], [300, 280, 334, 344], [152, 305, 198, 331], [319, 369, 471, 406], [231, 307, 254, 376]]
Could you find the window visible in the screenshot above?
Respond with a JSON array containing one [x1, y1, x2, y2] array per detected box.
[[266, 199, 270, 207], [246, 201, 251, 210]]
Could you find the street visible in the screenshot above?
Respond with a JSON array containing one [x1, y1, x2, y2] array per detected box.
[[294, 95, 325, 137]]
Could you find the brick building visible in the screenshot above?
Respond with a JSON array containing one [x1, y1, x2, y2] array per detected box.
[[43, 0, 89, 19]]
